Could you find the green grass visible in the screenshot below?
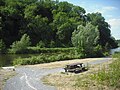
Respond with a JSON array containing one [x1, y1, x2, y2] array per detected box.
[[12, 47, 87, 65], [9, 47, 76, 54], [91, 53, 120, 88], [74, 53, 120, 89], [13, 52, 83, 65], [12, 47, 108, 65]]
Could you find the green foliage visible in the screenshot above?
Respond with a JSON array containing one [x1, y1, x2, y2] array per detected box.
[[36, 41, 45, 48], [27, 47, 76, 54], [91, 53, 120, 88], [0, 0, 117, 52], [49, 41, 56, 48], [9, 34, 31, 54], [116, 40, 120, 46], [13, 52, 81, 65], [0, 39, 6, 54], [12, 47, 84, 65], [87, 12, 118, 48], [72, 23, 103, 57]]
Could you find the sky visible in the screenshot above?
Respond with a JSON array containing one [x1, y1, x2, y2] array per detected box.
[[59, 0, 120, 40]]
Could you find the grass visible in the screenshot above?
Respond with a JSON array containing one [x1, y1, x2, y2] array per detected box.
[[0, 69, 16, 90], [75, 52, 120, 89], [90, 53, 120, 89], [42, 53, 120, 90], [13, 52, 82, 65], [27, 47, 76, 53], [11, 47, 107, 65], [9, 47, 77, 54], [12, 47, 86, 65]]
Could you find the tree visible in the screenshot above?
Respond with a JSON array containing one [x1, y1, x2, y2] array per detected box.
[[0, 0, 117, 50], [0, 39, 6, 54], [9, 34, 31, 53], [0, 0, 25, 47], [56, 22, 74, 46], [36, 41, 45, 48], [72, 23, 101, 57], [25, 15, 52, 45], [87, 12, 118, 48]]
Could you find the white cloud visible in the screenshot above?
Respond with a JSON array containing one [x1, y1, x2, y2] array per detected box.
[[107, 18, 120, 27], [93, 6, 118, 14], [107, 18, 120, 39]]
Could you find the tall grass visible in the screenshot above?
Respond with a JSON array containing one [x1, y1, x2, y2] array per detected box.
[[13, 52, 82, 65], [91, 52, 120, 88], [9, 47, 76, 54]]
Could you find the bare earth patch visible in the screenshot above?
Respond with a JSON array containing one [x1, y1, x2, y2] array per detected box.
[[42, 59, 113, 90], [0, 69, 16, 90]]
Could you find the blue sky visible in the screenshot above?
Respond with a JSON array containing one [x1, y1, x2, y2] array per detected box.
[[60, 0, 120, 40]]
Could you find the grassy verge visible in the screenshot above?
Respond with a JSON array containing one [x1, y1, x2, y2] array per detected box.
[[12, 47, 86, 65], [13, 52, 82, 65], [42, 62, 109, 90], [90, 52, 120, 89], [0, 69, 16, 90], [12, 47, 108, 65], [42, 53, 120, 90], [9, 47, 76, 54], [27, 47, 76, 53]]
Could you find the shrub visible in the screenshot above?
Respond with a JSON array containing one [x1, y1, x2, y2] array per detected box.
[[36, 41, 45, 48], [49, 41, 56, 48], [27, 47, 76, 54], [71, 23, 102, 57], [13, 52, 81, 65], [9, 34, 31, 54]]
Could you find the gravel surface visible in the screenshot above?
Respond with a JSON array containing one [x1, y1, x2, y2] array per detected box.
[[3, 67, 64, 90], [3, 57, 112, 90]]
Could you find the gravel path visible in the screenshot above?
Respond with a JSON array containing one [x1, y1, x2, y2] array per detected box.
[[3, 57, 112, 90], [3, 67, 64, 90]]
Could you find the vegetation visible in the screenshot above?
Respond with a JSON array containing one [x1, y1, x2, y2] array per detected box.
[[13, 48, 82, 65], [72, 23, 103, 57], [117, 40, 120, 46], [0, 69, 16, 90], [90, 53, 120, 89], [27, 47, 76, 53], [0, 0, 118, 50], [13, 53, 78, 65], [9, 34, 31, 54], [0, 0, 119, 65], [42, 53, 120, 90], [0, 39, 6, 54]]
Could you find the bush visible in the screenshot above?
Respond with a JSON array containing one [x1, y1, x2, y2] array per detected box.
[[9, 34, 31, 54], [13, 52, 81, 65], [49, 41, 56, 48], [71, 23, 102, 57], [27, 47, 76, 54], [36, 41, 45, 48]]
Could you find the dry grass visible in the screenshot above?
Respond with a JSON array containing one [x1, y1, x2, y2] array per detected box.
[[42, 60, 113, 90], [0, 69, 16, 90]]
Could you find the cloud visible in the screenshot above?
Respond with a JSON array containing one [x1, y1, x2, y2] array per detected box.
[[107, 18, 120, 27], [107, 18, 120, 39], [93, 6, 118, 14]]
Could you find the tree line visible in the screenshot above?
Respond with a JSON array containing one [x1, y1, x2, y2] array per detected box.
[[0, 0, 118, 54]]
